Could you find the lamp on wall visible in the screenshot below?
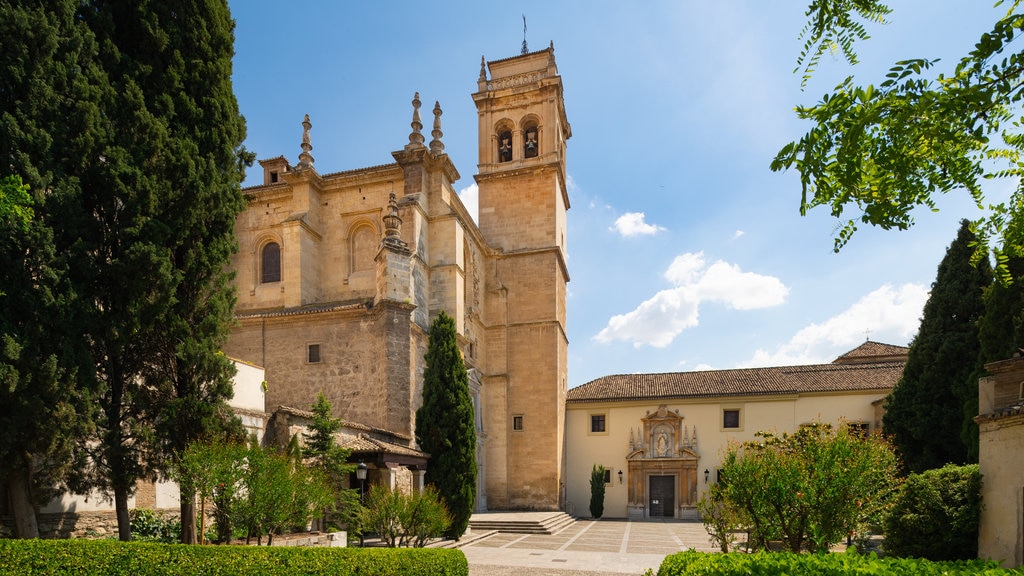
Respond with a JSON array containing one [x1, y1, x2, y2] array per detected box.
[[617, 469, 623, 484], [704, 468, 710, 484]]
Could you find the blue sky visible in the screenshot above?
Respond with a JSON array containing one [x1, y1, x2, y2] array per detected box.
[[229, 2, 1004, 387]]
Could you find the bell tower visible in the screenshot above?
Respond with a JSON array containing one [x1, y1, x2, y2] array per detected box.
[[473, 44, 571, 510]]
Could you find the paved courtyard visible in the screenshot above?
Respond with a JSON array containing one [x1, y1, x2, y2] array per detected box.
[[460, 518, 717, 576]]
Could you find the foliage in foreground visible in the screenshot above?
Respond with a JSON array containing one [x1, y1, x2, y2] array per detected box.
[[710, 422, 900, 552], [0, 538, 467, 576], [360, 485, 452, 547], [884, 463, 982, 561], [773, 1, 1024, 277], [657, 550, 1022, 576]]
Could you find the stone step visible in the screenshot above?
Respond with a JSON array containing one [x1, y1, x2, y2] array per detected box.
[[468, 512, 575, 535]]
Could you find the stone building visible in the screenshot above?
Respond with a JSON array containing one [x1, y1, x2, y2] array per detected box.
[[564, 341, 907, 519], [976, 356, 1024, 567], [222, 45, 571, 511]]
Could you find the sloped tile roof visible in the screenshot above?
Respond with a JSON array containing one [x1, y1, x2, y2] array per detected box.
[[568, 344, 906, 404], [341, 433, 429, 459], [833, 341, 909, 364]]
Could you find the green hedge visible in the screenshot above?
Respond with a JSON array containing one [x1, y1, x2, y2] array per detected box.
[[0, 539, 467, 576], [657, 550, 1024, 575], [884, 463, 982, 560]]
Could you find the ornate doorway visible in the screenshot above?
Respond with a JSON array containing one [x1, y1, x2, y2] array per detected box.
[[625, 405, 699, 519]]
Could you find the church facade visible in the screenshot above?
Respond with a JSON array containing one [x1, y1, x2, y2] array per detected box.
[[222, 46, 571, 511]]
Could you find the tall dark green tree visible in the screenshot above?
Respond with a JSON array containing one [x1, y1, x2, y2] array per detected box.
[[415, 311, 477, 540], [0, 4, 102, 539], [883, 220, 991, 472], [963, 254, 1024, 459], [0, 176, 94, 538], [1, 0, 250, 540]]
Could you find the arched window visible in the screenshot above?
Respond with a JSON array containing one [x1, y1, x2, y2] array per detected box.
[[523, 124, 539, 158], [261, 242, 281, 283], [497, 130, 513, 162]]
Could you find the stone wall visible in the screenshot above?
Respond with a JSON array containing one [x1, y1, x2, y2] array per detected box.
[[0, 509, 179, 539]]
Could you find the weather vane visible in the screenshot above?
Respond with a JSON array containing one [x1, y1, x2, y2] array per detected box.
[[522, 15, 528, 54]]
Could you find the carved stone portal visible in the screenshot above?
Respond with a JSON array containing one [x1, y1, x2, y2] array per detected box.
[[625, 405, 699, 519]]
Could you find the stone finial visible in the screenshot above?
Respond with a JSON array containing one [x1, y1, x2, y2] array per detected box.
[[298, 114, 315, 168], [382, 193, 407, 249], [407, 92, 425, 148], [429, 101, 444, 154], [479, 55, 487, 81]]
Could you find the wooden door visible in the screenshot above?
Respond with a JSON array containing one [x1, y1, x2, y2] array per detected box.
[[649, 475, 674, 517]]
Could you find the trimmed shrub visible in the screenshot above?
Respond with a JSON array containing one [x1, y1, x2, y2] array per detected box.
[[590, 464, 606, 518], [884, 463, 982, 560], [0, 539, 468, 575], [657, 550, 1018, 575]]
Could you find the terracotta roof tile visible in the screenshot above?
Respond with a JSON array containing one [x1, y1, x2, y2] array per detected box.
[[568, 344, 907, 404]]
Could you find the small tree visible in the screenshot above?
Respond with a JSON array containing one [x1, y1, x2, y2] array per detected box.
[[169, 440, 245, 544], [589, 464, 606, 519], [697, 483, 741, 552], [718, 422, 901, 552], [415, 311, 476, 540], [303, 393, 356, 531]]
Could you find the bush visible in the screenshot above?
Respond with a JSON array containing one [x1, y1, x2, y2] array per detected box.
[[128, 509, 180, 544], [360, 485, 451, 547], [884, 463, 982, 560], [0, 539, 468, 575], [657, 550, 1018, 575]]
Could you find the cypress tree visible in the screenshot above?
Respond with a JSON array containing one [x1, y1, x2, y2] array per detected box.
[[415, 311, 477, 540], [589, 465, 606, 519], [963, 255, 1024, 460], [883, 220, 991, 472], [0, 3, 102, 539], [1, 0, 250, 540]]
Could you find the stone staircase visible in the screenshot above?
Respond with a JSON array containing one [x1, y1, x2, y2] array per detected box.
[[468, 511, 576, 535]]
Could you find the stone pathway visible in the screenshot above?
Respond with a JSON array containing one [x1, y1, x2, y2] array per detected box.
[[460, 518, 717, 575]]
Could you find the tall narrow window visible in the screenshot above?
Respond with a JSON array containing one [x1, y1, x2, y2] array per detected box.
[[512, 415, 523, 431], [307, 344, 321, 364], [261, 242, 281, 283], [498, 130, 512, 162]]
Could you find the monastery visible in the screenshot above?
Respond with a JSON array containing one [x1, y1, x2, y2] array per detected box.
[[222, 45, 571, 511]]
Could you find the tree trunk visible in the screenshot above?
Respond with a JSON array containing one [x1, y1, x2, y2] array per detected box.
[[114, 483, 132, 541], [8, 469, 39, 539], [180, 495, 197, 544]]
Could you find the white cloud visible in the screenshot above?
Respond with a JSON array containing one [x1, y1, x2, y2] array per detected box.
[[733, 230, 745, 239], [611, 212, 667, 237], [741, 283, 927, 367], [457, 183, 478, 224], [595, 252, 788, 348]]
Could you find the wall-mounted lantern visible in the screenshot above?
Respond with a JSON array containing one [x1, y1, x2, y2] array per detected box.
[[617, 469, 623, 484], [704, 468, 710, 484]]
